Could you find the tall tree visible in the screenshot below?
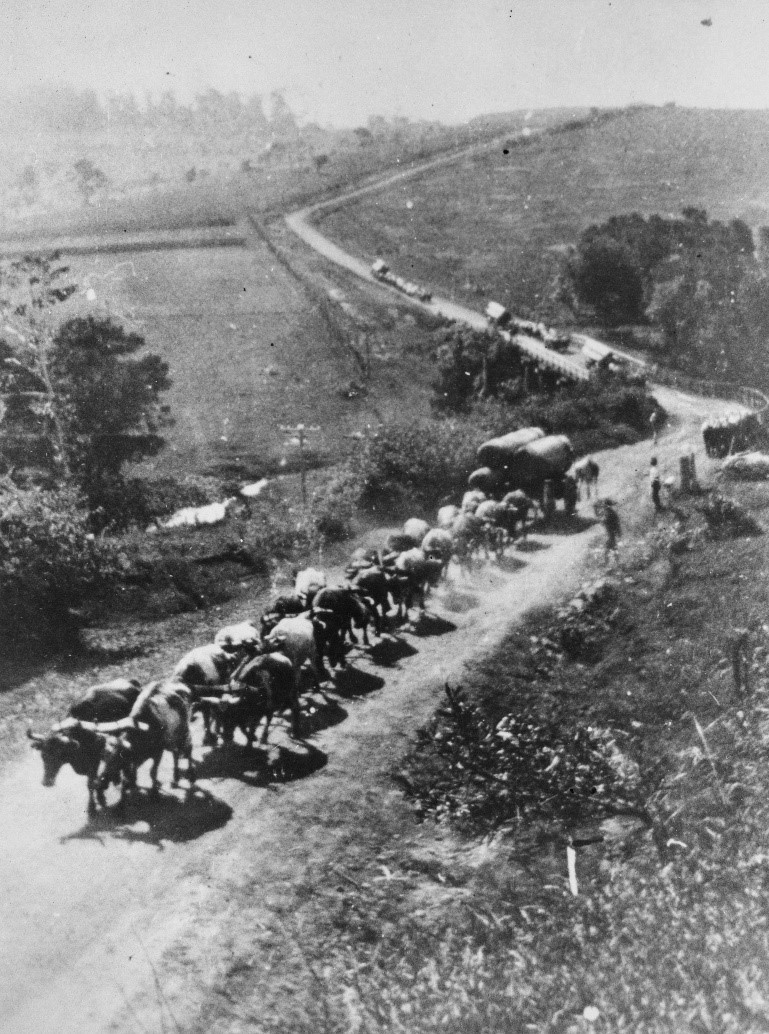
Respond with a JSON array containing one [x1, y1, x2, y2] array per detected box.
[[0, 253, 77, 475], [48, 315, 172, 495], [0, 257, 173, 515]]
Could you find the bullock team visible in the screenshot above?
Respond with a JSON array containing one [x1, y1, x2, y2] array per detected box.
[[27, 484, 555, 815], [702, 412, 760, 459]]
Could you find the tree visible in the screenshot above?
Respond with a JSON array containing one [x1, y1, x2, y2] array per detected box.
[[72, 158, 108, 205], [0, 255, 173, 519], [0, 253, 77, 475], [48, 315, 172, 508], [567, 236, 645, 323]]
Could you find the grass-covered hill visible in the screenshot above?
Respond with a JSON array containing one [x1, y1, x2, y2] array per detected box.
[[0, 105, 574, 244], [317, 106, 769, 318]]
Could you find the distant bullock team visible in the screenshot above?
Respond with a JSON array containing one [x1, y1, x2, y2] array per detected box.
[[29, 461, 591, 815], [702, 412, 760, 458]]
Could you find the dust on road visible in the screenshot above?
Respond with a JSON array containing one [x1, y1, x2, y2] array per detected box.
[[0, 392, 737, 1033]]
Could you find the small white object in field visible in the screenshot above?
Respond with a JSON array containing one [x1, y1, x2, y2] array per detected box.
[[240, 478, 270, 498], [567, 845, 578, 897], [163, 498, 236, 529]]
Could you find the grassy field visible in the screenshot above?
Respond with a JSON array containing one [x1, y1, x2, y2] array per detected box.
[[58, 234, 445, 481], [317, 106, 769, 319]]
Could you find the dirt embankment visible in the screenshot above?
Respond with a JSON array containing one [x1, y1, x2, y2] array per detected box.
[[0, 388, 737, 1034]]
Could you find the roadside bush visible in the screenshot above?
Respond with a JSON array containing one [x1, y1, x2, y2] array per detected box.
[[701, 492, 762, 539], [354, 420, 483, 512], [0, 483, 118, 648], [311, 466, 360, 542], [402, 683, 640, 834]]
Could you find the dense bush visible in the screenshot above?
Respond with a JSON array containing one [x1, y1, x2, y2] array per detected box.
[[354, 420, 485, 512], [432, 326, 523, 412], [88, 473, 220, 531], [505, 378, 664, 453], [311, 467, 360, 542], [0, 483, 118, 647], [404, 684, 639, 833]]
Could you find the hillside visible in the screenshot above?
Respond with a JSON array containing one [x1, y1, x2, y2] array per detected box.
[[0, 109, 574, 243], [317, 106, 769, 318]]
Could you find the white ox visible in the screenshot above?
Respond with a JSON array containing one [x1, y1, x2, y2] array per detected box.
[[437, 504, 459, 530], [294, 567, 327, 605], [265, 615, 323, 691], [403, 517, 430, 544], [214, 621, 261, 652]]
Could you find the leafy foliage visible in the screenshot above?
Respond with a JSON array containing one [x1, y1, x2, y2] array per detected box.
[[49, 315, 172, 500], [431, 326, 523, 412], [0, 482, 117, 647], [564, 207, 769, 384], [0, 259, 173, 525], [404, 684, 639, 833], [567, 234, 645, 323], [701, 492, 763, 539], [354, 420, 483, 512]]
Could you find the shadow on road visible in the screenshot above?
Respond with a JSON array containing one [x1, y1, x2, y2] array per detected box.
[[367, 636, 419, 668], [537, 514, 597, 536], [300, 695, 349, 734], [61, 784, 233, 848], [492, 554, 528, 573], [438, 589, 480, 613], [194, 738, 329, 786], [409, 613, 457, 638], [514, 539, 550, 553], [332, 665, 386, 699]]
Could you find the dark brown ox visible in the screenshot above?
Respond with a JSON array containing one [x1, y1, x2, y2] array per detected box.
[[28, 678, 142, 812], [199, 652, 300, 747]]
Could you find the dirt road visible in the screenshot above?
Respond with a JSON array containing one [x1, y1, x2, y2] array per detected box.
[[0, 385, 740, 1034]]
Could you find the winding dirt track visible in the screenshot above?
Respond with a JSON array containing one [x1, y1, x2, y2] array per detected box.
[[0, 388, 736, 1034], [0, 144, 746, 1032]]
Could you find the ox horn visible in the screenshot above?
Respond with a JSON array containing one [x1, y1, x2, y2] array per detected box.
[[27, 729, 44, 742], [80, 717, 136, 734], [51, 718, 80, 733]]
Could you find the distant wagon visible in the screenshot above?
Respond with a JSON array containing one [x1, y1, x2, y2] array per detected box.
[[485, 301, 511, 327], [580, 338, 616, 369], [702, 412, 761, 458]]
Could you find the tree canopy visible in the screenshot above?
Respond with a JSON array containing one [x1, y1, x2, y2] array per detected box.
[[562, 208, 769, 385], [50, 315, 172, 489], [0, 255, 172, 520]]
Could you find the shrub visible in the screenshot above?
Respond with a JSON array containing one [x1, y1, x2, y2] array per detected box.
[[355, 420, 483, 512], [0, 483, 117, 648], [311, 467, 360, 542]]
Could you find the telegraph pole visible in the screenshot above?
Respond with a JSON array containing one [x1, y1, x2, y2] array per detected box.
[[280, 423, 320, 508]]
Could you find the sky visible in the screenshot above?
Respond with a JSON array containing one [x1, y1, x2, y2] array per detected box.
[[1, 0, 768, 126]]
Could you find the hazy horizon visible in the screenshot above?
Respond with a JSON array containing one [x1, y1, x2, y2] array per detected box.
[[2, 0, 769, 129]]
